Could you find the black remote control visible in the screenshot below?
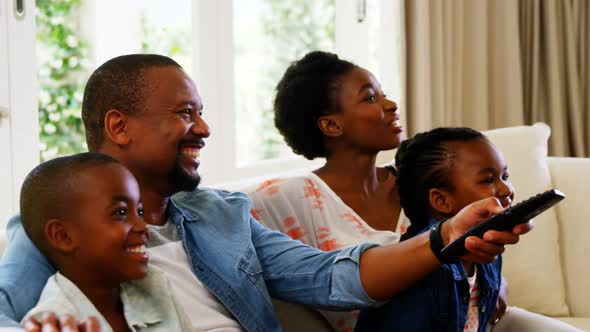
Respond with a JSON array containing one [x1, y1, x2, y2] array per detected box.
[[440, 189, 565, 258]]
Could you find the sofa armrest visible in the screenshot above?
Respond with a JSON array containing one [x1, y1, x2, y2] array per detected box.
[[548, 156, 590, 317], [272, 299, 333, 332]]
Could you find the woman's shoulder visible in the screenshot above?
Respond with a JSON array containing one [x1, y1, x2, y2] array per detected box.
[[244, 173, 321, 198]]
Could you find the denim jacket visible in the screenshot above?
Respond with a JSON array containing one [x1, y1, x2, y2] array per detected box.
[[0, 188, 379, 331], [355, 218, 502, 332]]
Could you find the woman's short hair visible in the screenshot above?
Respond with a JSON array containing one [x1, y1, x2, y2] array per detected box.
[[274, 51, 356, 159]]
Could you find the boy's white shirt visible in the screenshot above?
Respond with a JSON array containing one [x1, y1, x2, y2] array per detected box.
[[22, 266, 191, 332]]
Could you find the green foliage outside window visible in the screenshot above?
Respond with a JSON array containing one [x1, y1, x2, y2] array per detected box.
[[36, 1, 190, 162], [139, 11, 192, 73], [36, 0, 89, 161], [257, 0, 335, 159], [35, 0, 332, 164]]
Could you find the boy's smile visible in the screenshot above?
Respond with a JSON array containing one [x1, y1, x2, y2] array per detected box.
[[65, 163, 149, 286], [125, 243, 148, 263]]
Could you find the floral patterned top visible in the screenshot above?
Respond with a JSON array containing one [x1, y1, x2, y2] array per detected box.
[[246, 172, 411, 332]]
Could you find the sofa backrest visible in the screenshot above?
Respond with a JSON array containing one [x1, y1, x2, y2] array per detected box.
[[548, 157, 590, 317], [483, 123, 570, 317]]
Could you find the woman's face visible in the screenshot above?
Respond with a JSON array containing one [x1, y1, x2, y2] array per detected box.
[[328, 67, 402, 153]]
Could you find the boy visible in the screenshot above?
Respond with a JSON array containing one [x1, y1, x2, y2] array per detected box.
[[20, 153, 189, 332]]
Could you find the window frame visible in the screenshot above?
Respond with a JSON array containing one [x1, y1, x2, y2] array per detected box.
[[194, 0, 400, 187], [0, 0, 39, 225], [3, 0, 402, 199]]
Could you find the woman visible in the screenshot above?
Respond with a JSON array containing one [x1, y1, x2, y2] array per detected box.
[[246, 51, 579, 332]]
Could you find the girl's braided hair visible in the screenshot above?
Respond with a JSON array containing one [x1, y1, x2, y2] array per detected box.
[[395, 127, 485, 239]]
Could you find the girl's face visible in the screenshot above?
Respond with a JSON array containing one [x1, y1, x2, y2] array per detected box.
[[444, 139, 514, 215], [328, 67, 402, 153]]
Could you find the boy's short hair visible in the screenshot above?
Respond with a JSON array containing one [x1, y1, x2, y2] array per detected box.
[[20, 152, 121, 255]]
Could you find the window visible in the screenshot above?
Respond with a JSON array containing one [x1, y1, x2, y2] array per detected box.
[[7, 0, 402, 221], [195, 0, 402, 186], [1, 0, 38, 226], [36, 0, 193, 161], [233, 0, 336, 166]]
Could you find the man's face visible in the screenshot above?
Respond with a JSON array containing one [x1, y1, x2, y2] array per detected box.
[[125, 67, 211, 195]]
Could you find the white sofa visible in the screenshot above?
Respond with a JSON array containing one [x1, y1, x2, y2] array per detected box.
[[268, 123, 590, 331], [483, 123, 589, 331]]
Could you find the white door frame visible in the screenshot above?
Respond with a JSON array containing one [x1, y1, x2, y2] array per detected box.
[[0, 0, 38, 226]]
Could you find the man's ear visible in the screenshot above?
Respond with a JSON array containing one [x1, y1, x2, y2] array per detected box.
[[104, 109, 131, 146], [428, 188, 454, 216], [45, 219, 77, 254], [317, 115, 343, 137]]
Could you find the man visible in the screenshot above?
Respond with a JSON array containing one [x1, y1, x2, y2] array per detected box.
[[0, 54, 530, 331]]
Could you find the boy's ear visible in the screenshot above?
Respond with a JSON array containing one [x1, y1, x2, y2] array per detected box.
[[317, 115, 343, 137], [104, 109, 131, 146], [45, 219, 78, 254], [428, 188, 454, 216]]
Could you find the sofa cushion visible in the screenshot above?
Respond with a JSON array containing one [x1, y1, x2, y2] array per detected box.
[[483, 123, 569, 316], [548, 157, 590, 317], [554, 317, 590, 332]]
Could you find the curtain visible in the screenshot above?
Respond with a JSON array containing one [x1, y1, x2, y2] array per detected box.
[[520, 0, 590, 156], [402, 0, 590, 157]]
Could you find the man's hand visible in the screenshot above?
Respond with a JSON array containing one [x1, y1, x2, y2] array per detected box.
[[443, 197, 534, 263], [22, 313, 100, 332]]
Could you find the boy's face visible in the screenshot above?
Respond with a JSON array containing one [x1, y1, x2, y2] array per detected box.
[[67, 163, 148, 285], [444, 139, 514, 215]]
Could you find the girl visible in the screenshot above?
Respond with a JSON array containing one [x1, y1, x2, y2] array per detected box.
[[356, 127, 509, 332]]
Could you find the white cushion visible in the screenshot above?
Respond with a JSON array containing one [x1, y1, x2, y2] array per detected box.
[[548, 157, 590, 317], [554, 317, 590, 332], [484, 123, 569, 316]]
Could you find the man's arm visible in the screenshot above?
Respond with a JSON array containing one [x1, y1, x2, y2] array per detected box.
[[358, 197, 529, 300], [0, 216, 55, 326], [253, 197, 530, 306]]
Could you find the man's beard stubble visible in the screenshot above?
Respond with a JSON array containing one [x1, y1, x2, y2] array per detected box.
[[170, 156, 201, 192]]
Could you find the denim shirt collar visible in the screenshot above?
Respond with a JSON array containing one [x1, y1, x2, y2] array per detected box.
[[168, 193, 200, 223]]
